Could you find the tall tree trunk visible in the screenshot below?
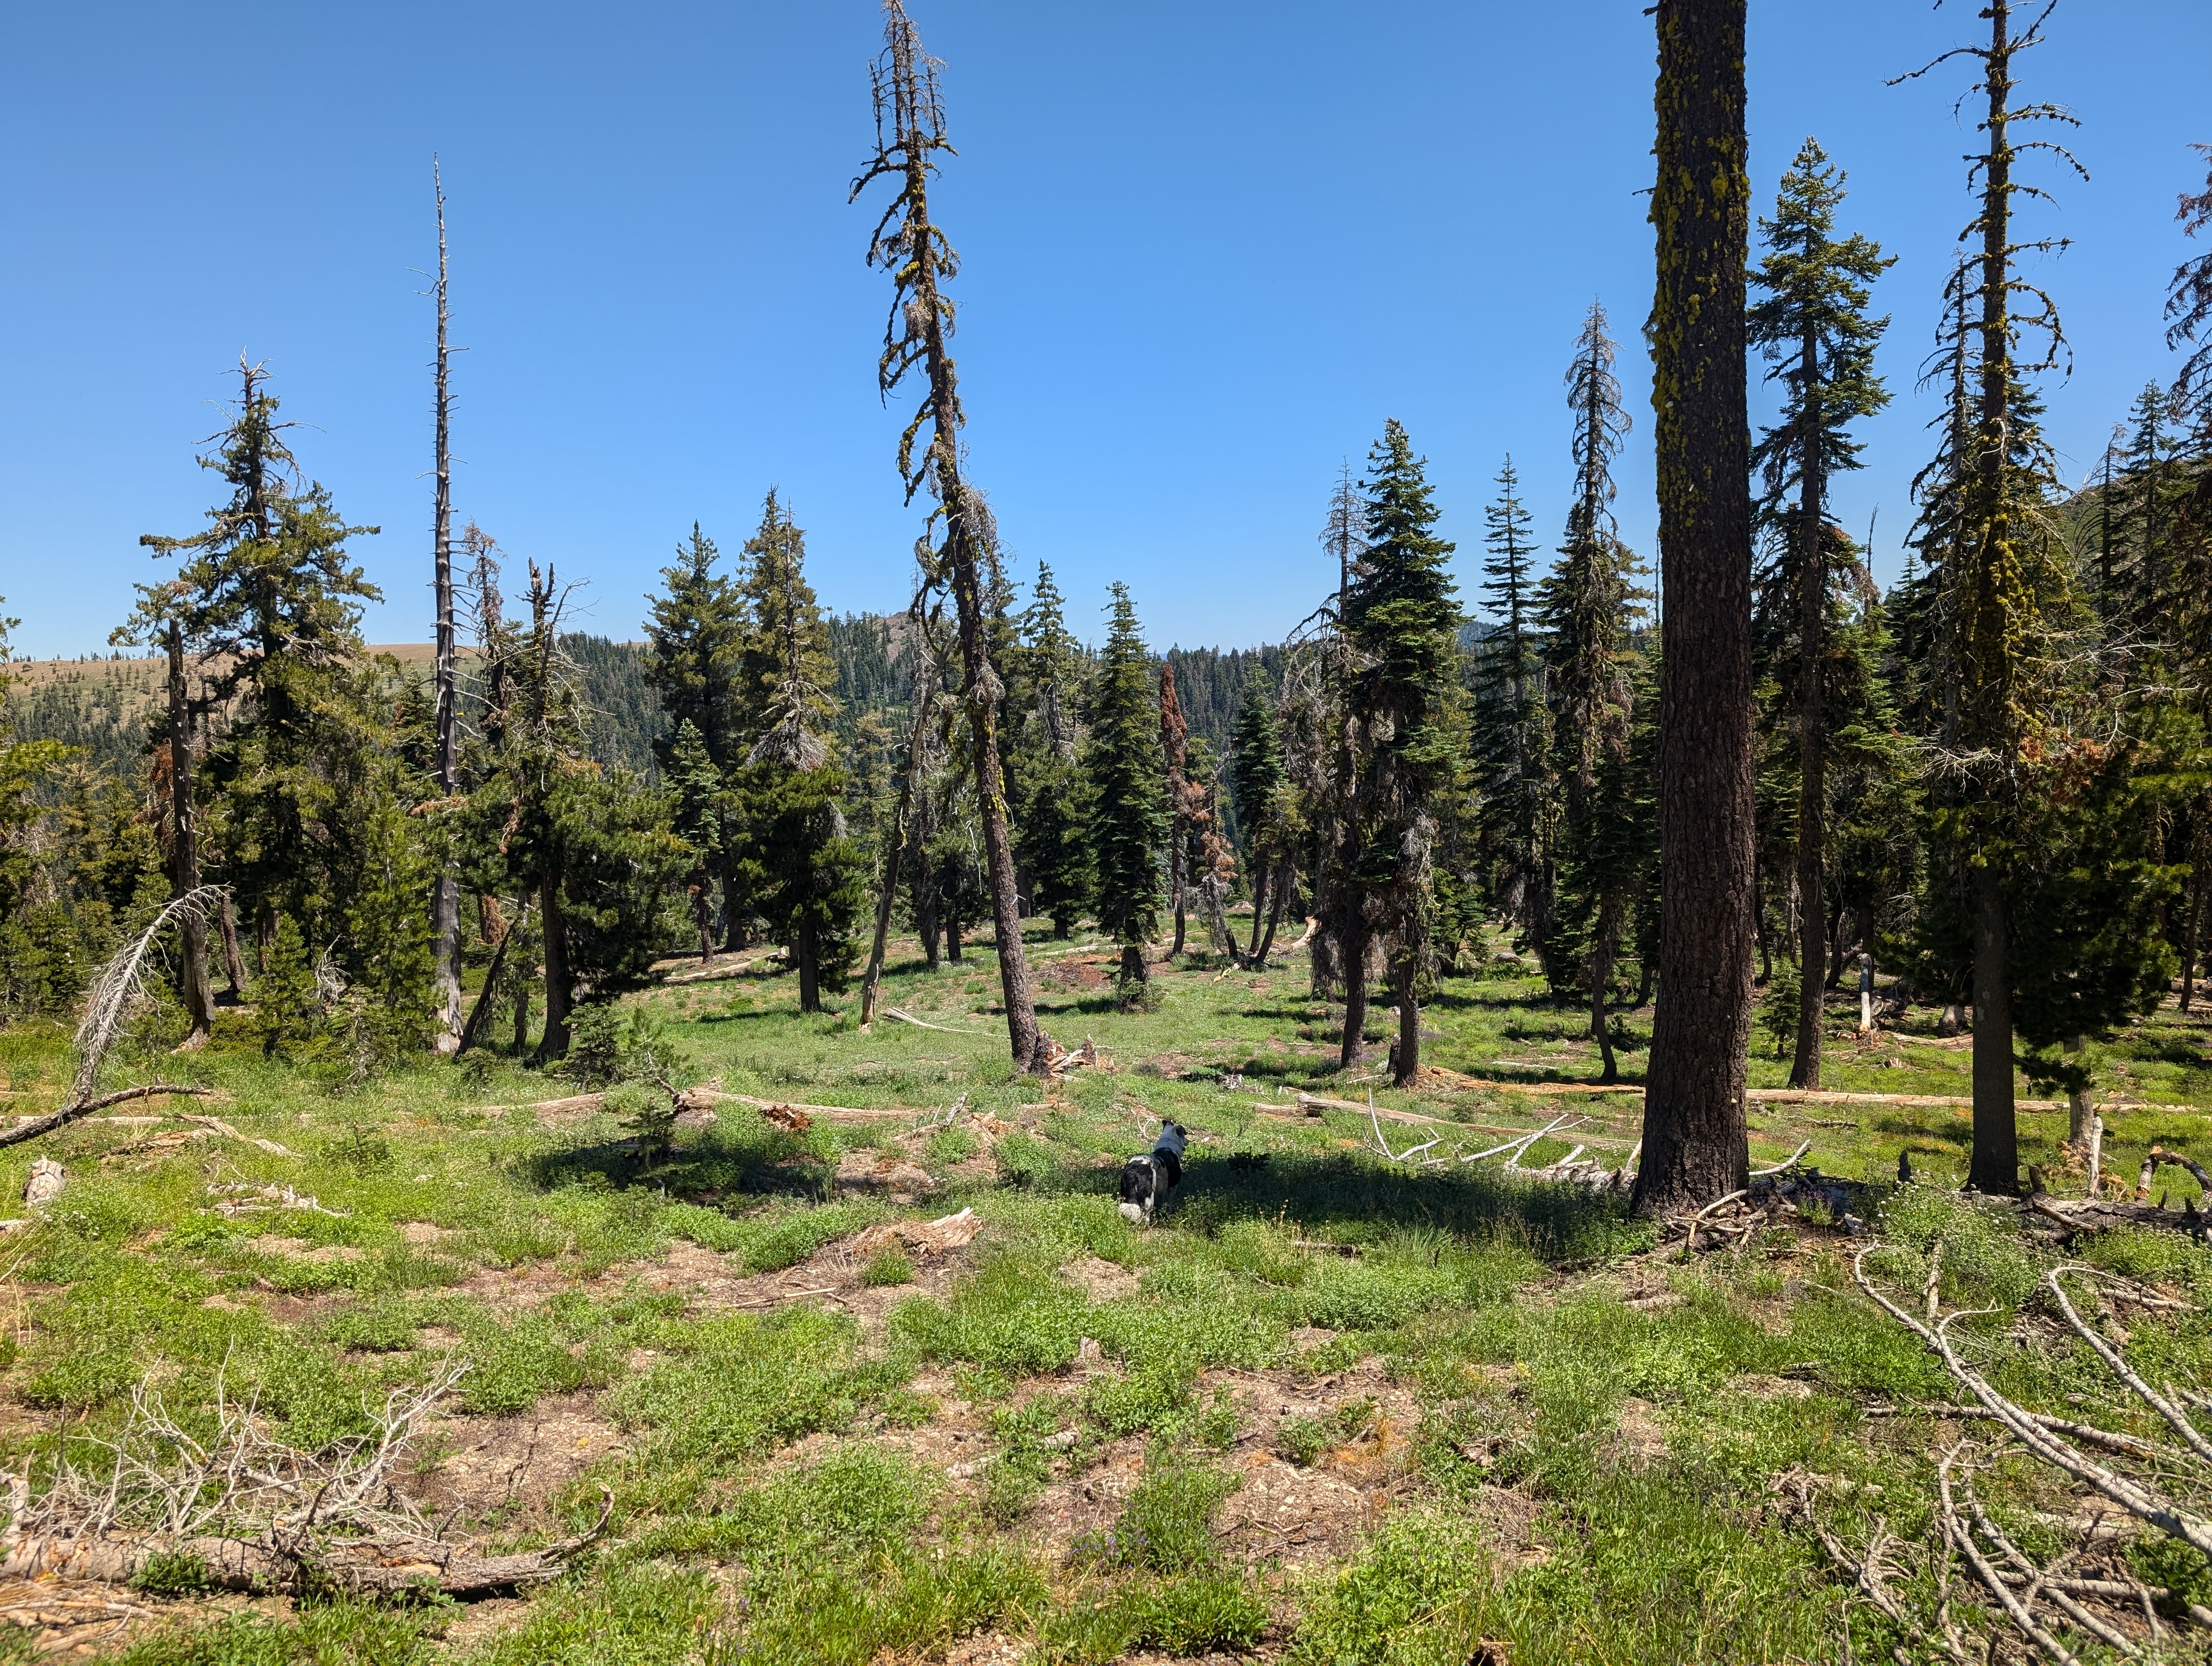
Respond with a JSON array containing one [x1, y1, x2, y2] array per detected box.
[[164, 623, 213, 1044], [1253, 875, 1284, 969], [536, 862, 571, 1060], [1393, 956, 1421, 1086], [216, 896, 247, 999], [1827, 898, 1849, 989], [1591, 904, 1619, 1085], [430, 160, 464, 1053], [2181, 830, 2207, 1013], [918, 864, 942, 970], [1969, 867, 2018, 1190], [692, 890, 713, 963], [1246, 868, 1270, 963], [1635, 0, 1756, 1215], [459, 899, 524, 1056], [1339, 924, 1369, 1072], [798, 921, 821, 1013], [1791, 331, 1828, 1090], [947, 916, 963, 962], [1310, 928, 1335, 1001], [1963, 0, 2024, 1194], [1118, 943, 1148, 991]]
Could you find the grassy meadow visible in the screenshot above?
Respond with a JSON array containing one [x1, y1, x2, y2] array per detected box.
[[0, 927, 2209, 1662]]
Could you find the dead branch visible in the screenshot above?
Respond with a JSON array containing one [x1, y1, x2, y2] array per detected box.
[[69, 887, 227, 1105], [1, 1363, 608, 1598], [0, 1085, 217, 1151]]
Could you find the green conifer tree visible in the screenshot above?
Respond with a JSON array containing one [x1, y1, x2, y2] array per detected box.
[[1012, 563, 1094, 936], [666, 719, 724, 961], [130, 360, 394, 1004], [645, 523, 744, 944], [734, 492, 867, 1010], [1539, 305, 1645, 1074], [1746, 136, 1892, 1087], [1085, 584, 1168, 997], [1471, 457, 1555, 963], [1340, 420, 1463, 1084], [1229, 668, 1289, 963]]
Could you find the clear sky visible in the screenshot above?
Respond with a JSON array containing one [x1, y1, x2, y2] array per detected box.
[[2, 2, 2207, 659]]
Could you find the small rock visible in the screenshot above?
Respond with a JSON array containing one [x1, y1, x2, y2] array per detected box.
[[23, 1158, 64, 1207]]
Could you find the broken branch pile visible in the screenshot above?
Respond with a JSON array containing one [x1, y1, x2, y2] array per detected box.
[[1, 1364, 607, 1598]]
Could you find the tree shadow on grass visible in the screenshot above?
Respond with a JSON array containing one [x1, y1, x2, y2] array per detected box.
[[1013, 1148, 1642, 1262], [518, 1121, 832, 1204]]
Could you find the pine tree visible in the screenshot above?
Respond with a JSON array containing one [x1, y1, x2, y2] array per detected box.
[[131, 360, 391, 1001], [1160, 661, 1193, 957], [1540, 303, 1644, 1074], [734, 493, 867, 1010], [1085, 585, 1168, 996], [1012, 563, 1093, 936], [1746, 136, 1893, 1088], [1341, 420, 1463, 1085], [2113, 382, 2181, 638], [1471, 456, 1555, 962], [666, 719, 723, 961], [1229, 669, 1289, 964], [645, 523, 745, 944], [1638, 0, 1756, 1213]]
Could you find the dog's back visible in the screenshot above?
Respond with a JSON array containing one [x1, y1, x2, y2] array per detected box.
[[1118, 1123, 1187, 1225]]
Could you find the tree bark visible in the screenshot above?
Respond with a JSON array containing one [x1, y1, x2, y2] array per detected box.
[[1246, 867, 1270, 963], [458, 902, 520, 1056], [1310, 928, 1335, 1001], [164, 623, 213, 1043], [1969, 865, 2018, 1191], [1634, 0, 1756, 1215], [798, 920, 821, 1013], [536, 862, 571, 1060], [216, 896, 247, 999], [1591, 900, 1620, 1085], [1791, 324, 1828, 1090], [1118, 943, 1147, 992], [430, 160, 464, 1053], [1963, 0, 2023, 1195], [1393, 956, 1421, 1086], [1339, 924, 1369, 1072]]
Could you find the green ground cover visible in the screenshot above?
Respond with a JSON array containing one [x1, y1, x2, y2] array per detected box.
[[0, 926, 2207, 1662]]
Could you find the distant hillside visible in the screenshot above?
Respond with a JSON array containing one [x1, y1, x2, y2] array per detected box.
[[10, 622, 1290, 787], [7, 639, 662, 781]]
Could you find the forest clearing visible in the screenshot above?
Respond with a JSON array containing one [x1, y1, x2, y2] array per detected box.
[[5, 0, 2212, 1659]]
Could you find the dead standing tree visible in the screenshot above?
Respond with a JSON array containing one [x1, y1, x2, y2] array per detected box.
[[429, 158, 465, 1052], [852, 0, 1045, 1072]]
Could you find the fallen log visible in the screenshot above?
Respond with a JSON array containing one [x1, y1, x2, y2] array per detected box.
[[0, 1085, 219, 1151], [0, 1506, 610, 1598]]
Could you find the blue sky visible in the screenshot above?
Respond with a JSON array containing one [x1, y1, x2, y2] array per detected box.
[[2, 1, 2207, 659]]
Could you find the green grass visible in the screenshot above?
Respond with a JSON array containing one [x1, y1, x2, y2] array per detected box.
[[3, 919, 2210, 1660]]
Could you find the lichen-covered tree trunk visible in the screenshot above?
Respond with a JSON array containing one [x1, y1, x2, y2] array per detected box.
[[164, 623, 213, 1043], [1635, 0, 1755, 1215]]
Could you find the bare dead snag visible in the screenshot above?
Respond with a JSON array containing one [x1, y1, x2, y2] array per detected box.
[[429, 157, 465, 1052], [852, 1, 1044, 1072]]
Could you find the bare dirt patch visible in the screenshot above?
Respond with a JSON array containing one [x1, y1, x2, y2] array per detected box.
[[406, 1391, 625, 1530]]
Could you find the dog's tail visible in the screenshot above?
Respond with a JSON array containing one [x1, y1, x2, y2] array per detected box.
[[1118, 1201, 1146, 1226]]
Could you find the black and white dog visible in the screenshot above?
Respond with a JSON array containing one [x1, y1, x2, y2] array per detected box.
[[1118, 1122, 1188, 1226]]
